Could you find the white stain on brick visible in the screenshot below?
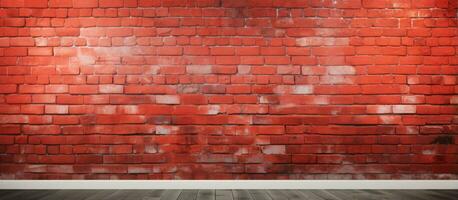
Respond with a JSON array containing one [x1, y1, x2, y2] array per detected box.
[[45, 105, 68, 114], [156, 126, 178, 135], [292, 85, 314, 94], [262, 145, 286, 155], [35, 38, 47, 46], [186, 65, 212, 74], [327, 66, 355, 75], [296, 37, 349, 46], [235, 147, 249, 155], [320, 76, 354, 84], [205, 105, 220, 115], [273, 85, 290, 94], [393, 105, 416, 114], [402, 95, 425, 104], [367, 105, 392, 114], [119, 105, 139, 114], [312, 96, 329, 105], [77, 55, 95, 65], [99, 85, 123, 94], [450, 96, 458, 104], [156, 95, 180, 105], [144, 145, 158, 153], [95, 105, 117, 114], [379, 116, 399, 124], [237, 65, 251, 74]]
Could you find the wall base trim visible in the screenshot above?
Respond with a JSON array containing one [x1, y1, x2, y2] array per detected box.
[[1, 180, 457, 190]]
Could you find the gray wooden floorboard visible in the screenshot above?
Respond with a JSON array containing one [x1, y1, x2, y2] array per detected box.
[[248, 190, 272, 200], [177, 189, 198, 200], [197, 190, 215, 200], [298, 189, 325, 200], [215, 190, 233, 200], [35, 190, 95, 200], [82, 190, 115, 200], [282, 189, 308, 200], [266, 190, 289, 200], [232, 190, 252, 200], [436, 190, 458, 199], [160, 190, 182, 200], [1, 189, 458, 199], [0, 190, 56, 200]]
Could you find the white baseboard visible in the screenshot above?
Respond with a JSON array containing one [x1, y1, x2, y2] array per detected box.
[[1, 180, 457, 190]]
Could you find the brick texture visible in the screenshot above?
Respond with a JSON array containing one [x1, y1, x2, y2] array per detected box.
[[0, 0, 457, 180]]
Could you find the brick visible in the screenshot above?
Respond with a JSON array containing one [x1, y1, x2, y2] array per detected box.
[[327, 66, 355, 75], [24, 0, 47, 8], [367, 105, 392, 114], [23, 125, 61, 134], [6, 95, 31, 104], [157, 47, 182, 55], [0, 85, 17, 94], [99, 0, 124, 7], [45, 85, 68, 94], [261, 145, 286, 155], [10, 37, 35, 47], [186, 65, 212, 74], [431, 47, 455, 56], [99, 85, 123, 94], [49, 0, 73, 7], [28, 48, 53, 56], [291, 85, 314, 94], [210, 47, 235, 55], [181, 94, 207, 105], [73, 0, 97, 8], [156, 95, 180, 105], [21, 105, 44, 114], [53, 116, 79, 125], [0, 0, 24, 7], [393, 105, 416, 114], [69, 85, 98, 94], [45, 105, 69, 114]]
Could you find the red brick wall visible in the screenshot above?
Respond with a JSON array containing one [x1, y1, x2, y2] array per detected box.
[[0, 0, 457, 179]]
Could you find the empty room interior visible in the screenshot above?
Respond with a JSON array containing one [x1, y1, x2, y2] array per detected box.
[[0, 0, 457, 199]]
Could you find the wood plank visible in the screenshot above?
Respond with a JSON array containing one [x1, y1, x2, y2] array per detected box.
[[282, 189, 309, 200], [122, 190, 156, 200], [0, 190, 57, 200], [33, 190, 95, 200], [317, 190, 345, 200], [81, 190, 116, 200], [232, 190, 252, 200], [330, 190, 386, 200], [215, 190, 233, 200], [394, 190, 449, 200], [436, 190, 458, 199], [160, 190, 182, 200], [197, 190, 215, 200], [0, 190, 19, 200], [266, 190, 288, 200], [378, 190, 418, 200], [177, 190, 198, 200], [348, 190, 385, 200], [137, 190, 165, 200], [298, 190, 329, 200], [426, 190, 458, 200], [248, 190, 272, 200], [0, 190, 27, 200]]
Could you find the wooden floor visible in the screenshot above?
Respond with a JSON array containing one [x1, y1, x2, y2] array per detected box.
[[1, 189, 457, 200]]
